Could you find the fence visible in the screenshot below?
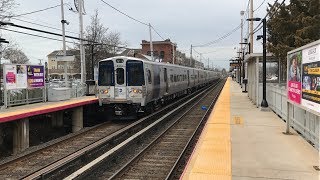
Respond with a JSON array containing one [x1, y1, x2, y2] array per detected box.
[[256, 83, 319, 150], [0, 83, 87, 109]]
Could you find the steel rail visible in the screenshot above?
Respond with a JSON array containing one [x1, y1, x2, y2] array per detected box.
[[108, 80, 219, 180]]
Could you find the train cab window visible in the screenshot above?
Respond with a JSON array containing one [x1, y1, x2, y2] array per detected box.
[[116, 68, 124, 85], [126, 60, 144, 86], [98, 61, 114, 86], [147, 70, 152, 84]]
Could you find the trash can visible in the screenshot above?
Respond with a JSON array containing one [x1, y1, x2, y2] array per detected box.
[[242, 79, 248, 93], [86, 80, 96, 96]]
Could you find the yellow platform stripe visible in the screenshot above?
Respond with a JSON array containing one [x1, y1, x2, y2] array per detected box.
[[181, 78, 231, 180]]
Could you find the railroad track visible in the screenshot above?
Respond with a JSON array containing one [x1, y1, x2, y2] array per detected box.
[[0, 80, 221, 179], [65, 79, 226, 180]]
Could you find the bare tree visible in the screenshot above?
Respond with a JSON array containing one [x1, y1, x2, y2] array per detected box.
[[0, 0, 16, 21], [3, 47, 29, 64], [84, 9, 125, 79]]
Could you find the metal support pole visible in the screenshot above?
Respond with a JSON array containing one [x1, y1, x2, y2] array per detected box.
[[249, 0, 254, 53], [190, 45, 193, 67], [172, 43, 175, 64], [79, 0, 86, 84], [91, 44, 94, 80], [261, 18, 268, 108], [60, 0, 68, 86], [286, 102, 290, 133], [149, 23, 154, 61]]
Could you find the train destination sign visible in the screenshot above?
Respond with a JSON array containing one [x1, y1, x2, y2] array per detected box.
[[230, 62, 241, 67]]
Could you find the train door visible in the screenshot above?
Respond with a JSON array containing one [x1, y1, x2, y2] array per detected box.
[[146, 68, 153, 100], [164, 68, 169, 94], [187, 70, 190, 87], [115, 67, 126, 99]]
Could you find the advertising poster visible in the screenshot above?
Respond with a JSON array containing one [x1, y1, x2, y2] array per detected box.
[[287, 51, 302, 104], [301, 44, 320, 113], [3, 65, 17, 90], [16, 65, 27, 88], [27, 65, 45, 88]]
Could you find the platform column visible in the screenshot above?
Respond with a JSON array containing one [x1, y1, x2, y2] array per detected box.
[[72, 106, 83, 132], [13, 118, 29, 155], [51, 111, 64, 127]]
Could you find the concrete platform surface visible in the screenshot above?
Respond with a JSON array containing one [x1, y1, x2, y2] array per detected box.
[[231, 80, 319, 180], [0, 96, 98, 123]]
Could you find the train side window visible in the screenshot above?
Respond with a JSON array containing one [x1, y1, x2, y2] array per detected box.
[[147, 70, 152, 84], [170, 75, 173, 82]]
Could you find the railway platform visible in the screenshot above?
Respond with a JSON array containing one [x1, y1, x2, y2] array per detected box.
[[0, 96, 98, 154], [181, 78, 319, 180]]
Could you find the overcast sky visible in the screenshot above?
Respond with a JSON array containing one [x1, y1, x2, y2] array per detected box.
[[1, 0, 276, 69]]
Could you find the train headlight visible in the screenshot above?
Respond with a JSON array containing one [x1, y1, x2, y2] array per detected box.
[[132, 88, 142, 94], [104, 89, 109, 94]]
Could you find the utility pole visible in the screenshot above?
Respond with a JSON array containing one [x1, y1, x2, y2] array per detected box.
[[172, 42, 175, 64], [190, 45, 193, 67], [60, 0, 68, 86], [78, 0, 86, 84], [207, 58, 209, 69], [149, 23, 154, 61], [249, 0, 254, 53], [240, 10, 245, 85]]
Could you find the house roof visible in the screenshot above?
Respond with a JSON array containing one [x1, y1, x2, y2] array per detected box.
[[47, 49, 80, 57]]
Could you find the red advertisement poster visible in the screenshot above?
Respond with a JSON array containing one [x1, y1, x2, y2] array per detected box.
[[287, 51, 302, 104]]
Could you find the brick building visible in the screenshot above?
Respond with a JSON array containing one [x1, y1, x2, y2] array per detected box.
[[141, 39, 176, 63], [47, 49, 81, 79]]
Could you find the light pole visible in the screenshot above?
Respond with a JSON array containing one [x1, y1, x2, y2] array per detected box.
[[247, 17, 268, 108]]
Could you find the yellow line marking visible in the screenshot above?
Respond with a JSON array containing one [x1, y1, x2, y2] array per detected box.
[[181, 78, 231, 180]]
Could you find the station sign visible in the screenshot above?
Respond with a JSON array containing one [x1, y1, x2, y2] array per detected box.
[[230, 62, 241, 67], [55, 55, 75, 62]]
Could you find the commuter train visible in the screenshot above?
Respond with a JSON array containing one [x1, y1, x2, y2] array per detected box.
[[97, 56, 220, 117]]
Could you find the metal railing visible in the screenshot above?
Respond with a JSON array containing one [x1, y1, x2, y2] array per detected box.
[[261, 83, 319, 150], [0, 82, 87, 109]]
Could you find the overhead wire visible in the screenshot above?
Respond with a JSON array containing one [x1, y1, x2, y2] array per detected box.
[[0, 27, 75, 43], [11, 17, 79, 35], [254, 0, 267, 12], [99, 0, 166, 40], [100, 0, 148, 26], [193, 23, 241, 47], [2, 4, 62, 18]]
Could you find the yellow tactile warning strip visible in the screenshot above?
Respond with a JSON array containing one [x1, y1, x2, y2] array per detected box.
[[181, 78, 231, 180], [0, 96, 98, 123]]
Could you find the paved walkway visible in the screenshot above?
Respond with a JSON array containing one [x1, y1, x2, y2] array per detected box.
[[231, 80, 319, 180], [0, 96, 97, 123], [181, 78, 319, 180]]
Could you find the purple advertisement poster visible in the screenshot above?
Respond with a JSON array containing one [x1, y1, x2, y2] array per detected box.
[[27, 65, 44, 88]]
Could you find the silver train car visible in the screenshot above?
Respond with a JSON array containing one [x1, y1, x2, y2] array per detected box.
[[97, 56, 220, 117]]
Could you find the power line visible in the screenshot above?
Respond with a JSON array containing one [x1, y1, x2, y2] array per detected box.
[[254, 0, 267, 12], [99, 0, 167, 41], [194, 24, 242, 47], [2, 4, 61, 18], [100, 0, 149, 26], [0, 21, 91, 42], [151, 25, 165, 40], [11, 17, 79, 35], [0, 27, 75, 43]]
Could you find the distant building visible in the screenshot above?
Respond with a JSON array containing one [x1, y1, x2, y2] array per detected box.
[[47, 49, 81, 79], [141, 39, 177, 63]]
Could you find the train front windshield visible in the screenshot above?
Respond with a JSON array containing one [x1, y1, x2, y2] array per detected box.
[[98, 61, 114, 86], [126, 60, 144, 86]]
